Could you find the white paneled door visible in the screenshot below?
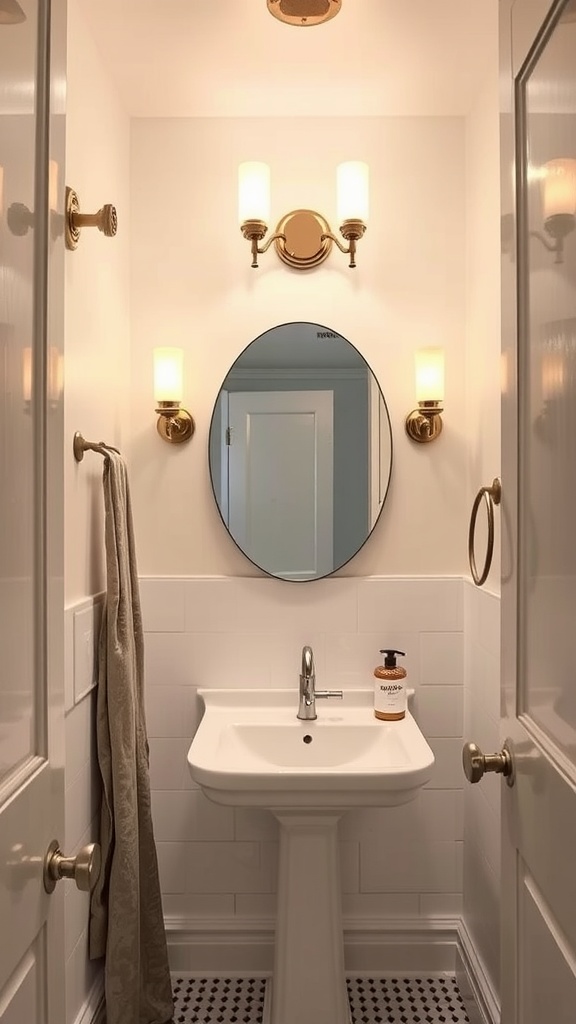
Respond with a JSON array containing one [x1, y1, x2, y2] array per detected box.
[[0, 1, 66, 1022], [500, 0, 576, 1020]]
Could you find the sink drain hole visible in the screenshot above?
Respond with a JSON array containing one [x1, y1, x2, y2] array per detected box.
[[303, 734, 313, 744]]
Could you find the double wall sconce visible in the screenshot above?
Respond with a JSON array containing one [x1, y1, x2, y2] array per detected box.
[[405, 347, 445, 443], [153, 347, 195, 444], [239, 161, 368, 269], [532, 158, 576, 264]]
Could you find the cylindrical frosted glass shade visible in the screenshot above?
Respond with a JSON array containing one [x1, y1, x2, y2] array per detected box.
[[542, 158, 576, 219], [154, 347, 183, 403], [415, 347, 444, 403], [238, 162, 270, 224], [337, 162, 369, 223]]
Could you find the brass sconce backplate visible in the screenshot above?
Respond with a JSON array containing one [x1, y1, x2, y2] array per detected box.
[[405, 402, 444, 443], [267, 0, 341, 26], [156, 405, 195, 444], [274, 209, 333, 269]]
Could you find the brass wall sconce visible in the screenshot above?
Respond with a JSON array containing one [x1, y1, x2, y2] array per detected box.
[[238, 161, 368, 269], [267, 0, 342, 27], [154, 347, 195, 444], [532, 158, 576, 264], [405, 347, 445, 443], [65, 186, 117, 251]]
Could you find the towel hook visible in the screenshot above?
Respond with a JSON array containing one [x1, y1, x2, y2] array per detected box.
[[73, 431, 121, 462], [65, 186, 118, 251]]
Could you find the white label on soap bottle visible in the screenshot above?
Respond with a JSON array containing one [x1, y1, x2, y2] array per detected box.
[[374, 680, 406, 712]]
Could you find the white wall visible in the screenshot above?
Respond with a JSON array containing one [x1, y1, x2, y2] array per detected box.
[[64, 2, 131, 607], [64, 2, 131, 1021], [129, 116, 468, 577], [464, 71, 502, 591], [463, 53, 502, 1005]]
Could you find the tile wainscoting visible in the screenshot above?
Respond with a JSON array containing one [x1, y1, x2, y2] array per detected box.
[[64, 597, 103, 1024], [63, 576, 500, 1023]]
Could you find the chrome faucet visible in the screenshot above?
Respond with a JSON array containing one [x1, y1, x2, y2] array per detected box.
[[297, 645, 343, 721]]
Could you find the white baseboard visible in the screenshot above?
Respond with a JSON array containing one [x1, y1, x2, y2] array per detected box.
[[166, 914, 500, 1024], [73, 974, 106, 1024], [166, 916, 460, 975], [456, 919, 500, 1024]]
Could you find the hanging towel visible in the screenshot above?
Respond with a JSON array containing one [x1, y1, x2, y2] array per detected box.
[[89, 450, 173, 1024]]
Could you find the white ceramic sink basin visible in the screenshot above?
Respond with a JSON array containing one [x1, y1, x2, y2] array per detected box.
[[187, 689, 435, 808]]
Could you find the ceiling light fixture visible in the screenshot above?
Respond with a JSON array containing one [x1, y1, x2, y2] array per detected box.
[[266, 0, 342, 27]]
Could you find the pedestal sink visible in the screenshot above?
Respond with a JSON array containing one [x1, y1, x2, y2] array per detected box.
[[187, 689, 434, 1024]]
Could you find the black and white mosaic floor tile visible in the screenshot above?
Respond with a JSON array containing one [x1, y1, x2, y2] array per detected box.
[[171, 974, 470, 1024], [172, 976, 267, 1024], [346, 976, 470, 1023]]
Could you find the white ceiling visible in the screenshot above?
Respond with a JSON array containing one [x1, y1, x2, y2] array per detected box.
[[78, 0, 498, 118]]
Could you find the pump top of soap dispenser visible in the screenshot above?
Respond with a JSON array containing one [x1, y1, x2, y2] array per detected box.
[[379, 649, 406, 667]]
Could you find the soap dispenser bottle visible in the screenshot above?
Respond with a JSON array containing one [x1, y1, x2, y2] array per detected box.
[[374, 649, 407, 721]]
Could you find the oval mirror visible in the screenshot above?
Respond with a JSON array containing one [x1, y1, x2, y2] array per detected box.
[[208, 322, 393, 581]]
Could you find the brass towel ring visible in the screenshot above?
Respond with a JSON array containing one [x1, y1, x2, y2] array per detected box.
[[468, 478, 501, 587]]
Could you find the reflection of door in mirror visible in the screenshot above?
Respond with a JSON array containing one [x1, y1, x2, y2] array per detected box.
[[227, 390, 334, 580], [212, 389, 230, 524], [369, 374, 392, 530], [208, 323, 393, 581]]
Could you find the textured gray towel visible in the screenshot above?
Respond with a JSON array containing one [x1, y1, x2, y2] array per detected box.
[[89, 450, 173, 1024]]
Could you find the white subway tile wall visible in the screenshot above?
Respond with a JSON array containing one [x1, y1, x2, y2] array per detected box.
[[64, 576, 501, 985], [141, 576, 466, 926]]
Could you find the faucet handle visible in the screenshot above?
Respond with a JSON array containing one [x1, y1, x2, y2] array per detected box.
[[315, 690, 343, 700]]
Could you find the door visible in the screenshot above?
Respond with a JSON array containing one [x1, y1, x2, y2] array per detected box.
[[0, 1, 66, 1021], [500, 0, 576, 1020], [227, 390, 334, 579]]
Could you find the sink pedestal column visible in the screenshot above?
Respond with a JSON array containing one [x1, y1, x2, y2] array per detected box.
[[271, 810, 349, 1024]]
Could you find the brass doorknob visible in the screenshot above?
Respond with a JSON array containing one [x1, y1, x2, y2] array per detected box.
[[43, 840, 101, 894], [462, 740, 514, 787]]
